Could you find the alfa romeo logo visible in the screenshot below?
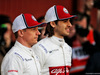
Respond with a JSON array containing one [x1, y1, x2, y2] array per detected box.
[[63, 8, 68, 14], [31, 16, 37, 21]]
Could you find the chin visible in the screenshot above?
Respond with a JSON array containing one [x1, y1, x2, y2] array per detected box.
[[64, 33, 69, 36], [34, 41, 38, 44], [32, 41, 37, 45]]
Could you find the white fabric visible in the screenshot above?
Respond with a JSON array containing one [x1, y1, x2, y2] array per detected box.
[[45, 5, 57, 23], [12, 14, 26, 33], [1, 41, 41, 75], [32, 36, 72, 75]]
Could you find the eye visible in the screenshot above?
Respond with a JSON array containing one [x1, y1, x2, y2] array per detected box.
[[30, 28, 35, 31], [63, 20, 68, 22], [32, 27, 38, 31], [33, 28, 35, 30], [64, 20, 67, 22]]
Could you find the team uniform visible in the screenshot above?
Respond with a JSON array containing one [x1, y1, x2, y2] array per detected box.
[[32, 36, 72, 75], [1, 41, 41, 75]]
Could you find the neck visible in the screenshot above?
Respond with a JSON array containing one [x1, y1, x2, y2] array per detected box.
[[17, 38, 31, 48], [53, 35, 64, 39]]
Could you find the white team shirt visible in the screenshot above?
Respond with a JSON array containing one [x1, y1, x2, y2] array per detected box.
[[1, 41, 41, 75], [32, 36, 72, 75]]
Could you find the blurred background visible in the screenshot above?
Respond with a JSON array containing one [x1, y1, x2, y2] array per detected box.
[[0, 0, 99, 30], [0, 0, 100, 30]]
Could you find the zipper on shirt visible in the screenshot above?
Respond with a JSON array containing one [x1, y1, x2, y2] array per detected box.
[[60, 45, 66, 75], [32, 55, 39, 75]]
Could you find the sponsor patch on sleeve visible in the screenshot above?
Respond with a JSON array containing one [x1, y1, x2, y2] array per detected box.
[[8, 70, 18, 72]]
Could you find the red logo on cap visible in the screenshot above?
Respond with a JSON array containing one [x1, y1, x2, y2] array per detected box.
[[63, 8, 68, 14], [31, 16, 37, 21]]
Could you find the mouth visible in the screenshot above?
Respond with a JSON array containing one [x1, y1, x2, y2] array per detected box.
[[66, 28, 70, 33], [34, 37, 38, 40]]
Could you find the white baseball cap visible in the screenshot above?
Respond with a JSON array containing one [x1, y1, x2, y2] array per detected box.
[[12, 13, 45, 33], [45, 5, 76, 23]]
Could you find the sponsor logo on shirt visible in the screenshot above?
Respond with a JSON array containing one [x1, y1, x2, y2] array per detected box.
[[8, 70, 18, 72], [25, 58, 32, 61], [49, 49, 59, 53], [49, 66, 70, 75]]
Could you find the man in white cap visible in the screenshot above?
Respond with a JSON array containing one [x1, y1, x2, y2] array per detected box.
[[1, 13, 45, 75], [32, 5, 76, 75]]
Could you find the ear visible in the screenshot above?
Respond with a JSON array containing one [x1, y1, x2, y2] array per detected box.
[[50, 21, 56, 28], [18, 30, 24, 37]]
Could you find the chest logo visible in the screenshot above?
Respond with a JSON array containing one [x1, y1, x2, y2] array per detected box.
[[49, 49, 59, 53], [25, 58, 32, 61]]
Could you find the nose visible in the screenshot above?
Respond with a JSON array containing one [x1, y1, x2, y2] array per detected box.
[[68, 21, 72, 28], [37, 30, 41, 35]]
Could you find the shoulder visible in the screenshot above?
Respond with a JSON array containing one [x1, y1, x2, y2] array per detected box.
[[38, 37, 51, 44], [33, 37, 51, 47], [3, 46, 25, 63], [64, 42, 72, 48], [32, 37, 51, 54], [1, 46, 25, 74], [64, 42, 72, 52]]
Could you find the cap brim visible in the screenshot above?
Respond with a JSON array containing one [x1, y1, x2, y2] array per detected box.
[[39, 23, 47, 27], [58, 15, 77, 20]]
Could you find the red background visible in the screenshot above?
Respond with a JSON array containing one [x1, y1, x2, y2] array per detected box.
[[0, 0, 98, 29]]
